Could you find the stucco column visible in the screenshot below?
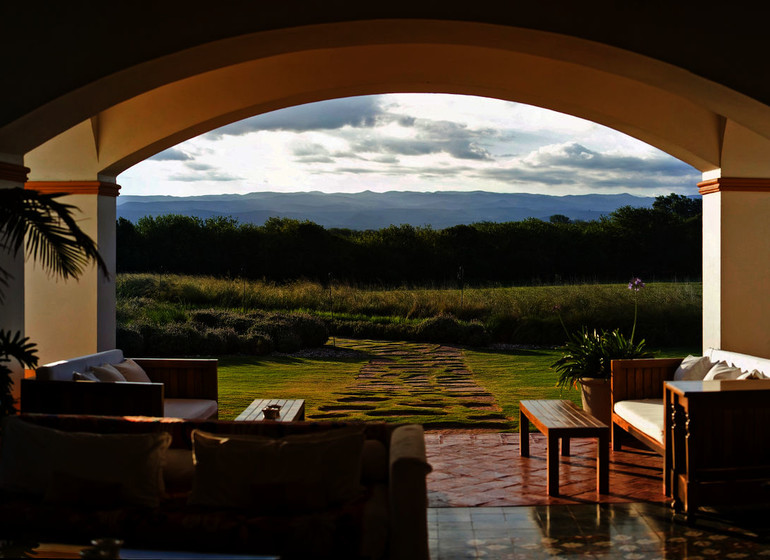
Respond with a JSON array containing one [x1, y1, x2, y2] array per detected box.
[[0, 157, 30, 400], [700, 177, 770, 358], [23, 181, 118, 365]]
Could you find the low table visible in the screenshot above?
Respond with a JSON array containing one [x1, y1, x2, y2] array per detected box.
[[235, 398, 305, 422], [519, 399, 609, 496]]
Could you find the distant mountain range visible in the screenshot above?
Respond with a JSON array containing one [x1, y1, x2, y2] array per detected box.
[[116, 190, 659, 230]]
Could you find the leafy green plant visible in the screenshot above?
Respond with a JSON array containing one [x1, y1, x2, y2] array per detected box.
[[551, 277, 652, 389], [0, 331, 37, 417], [552, 327, 650, 389]]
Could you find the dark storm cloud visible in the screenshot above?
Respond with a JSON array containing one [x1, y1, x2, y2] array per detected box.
[[149, 148, 192, 161], [205, 96, 389, 139]]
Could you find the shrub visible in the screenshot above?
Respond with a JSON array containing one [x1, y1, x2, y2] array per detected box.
[[416, 314, 463, 344], [239, 331, 274, 355], [143, 323, 204, 357], [459, 320, 489, 347], [116, 324, 144, 356]]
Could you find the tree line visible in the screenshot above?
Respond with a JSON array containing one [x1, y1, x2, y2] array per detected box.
[[116, 193, 701, 285]]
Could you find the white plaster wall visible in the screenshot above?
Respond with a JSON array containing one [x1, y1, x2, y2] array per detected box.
[[719, 191, 770, 358], [24, 194, 99, 365], [702, 191, 721, 353], [97, 195, 116, 351]]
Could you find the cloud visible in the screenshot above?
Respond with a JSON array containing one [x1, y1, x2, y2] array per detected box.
[[168, 170, 241, 182], [206, 96, 389, 139], [350, 120, 494, 161], [523, 142, 695, 176], [184, 162, 216, 171], [148, 148, 192, 161], [297, 156, 336, 163], [475, 142, 700, 190]]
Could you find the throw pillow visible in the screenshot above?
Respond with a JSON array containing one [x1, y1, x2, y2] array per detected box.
[[703, 361, 744, 381], [163, 448, 196, 495], [738, 369, 768, 380], [0, 417, 171, 507], [189, 430, 279, 508], [113, 358, 151, 383], [188, 427, 366, 510], [44, 471, 125, 507], [72, 370, 99, 381], [89, 363, 127, 382], [673, 355, 713, 381]]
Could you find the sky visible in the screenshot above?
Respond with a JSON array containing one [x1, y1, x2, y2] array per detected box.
[[117, 93, 701, 197]]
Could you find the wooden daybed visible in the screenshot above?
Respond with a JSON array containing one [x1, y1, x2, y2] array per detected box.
[[611, 349, 770, 518]]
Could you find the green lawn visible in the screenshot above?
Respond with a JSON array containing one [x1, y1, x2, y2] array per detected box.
[[217, 340, 699, 427], [463, 346, 579, 430], [216, 351, 367, 419]]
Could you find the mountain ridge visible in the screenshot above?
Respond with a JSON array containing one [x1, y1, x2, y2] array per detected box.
[[116, 190, 662, 229]]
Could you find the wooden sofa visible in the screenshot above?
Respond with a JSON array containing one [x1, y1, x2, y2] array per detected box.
[[611, 349, 770, 518], [0, 414, 432, 560], [21, 349, 218, 419]]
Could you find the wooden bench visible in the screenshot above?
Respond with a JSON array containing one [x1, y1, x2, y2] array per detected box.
[[519, 399, 609, 496], [235, 398, 306, 422]]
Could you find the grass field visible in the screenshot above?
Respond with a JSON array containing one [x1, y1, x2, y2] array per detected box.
[[118, 273, 702, 347], [217, 339, 698, 430]]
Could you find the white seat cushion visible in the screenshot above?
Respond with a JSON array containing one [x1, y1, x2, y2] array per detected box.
[[614, 398, 664, 444], [705, 348, 770, 378], [164, 398, 218, 420]]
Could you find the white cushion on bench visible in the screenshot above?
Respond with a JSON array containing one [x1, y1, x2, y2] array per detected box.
[[36, 349, 125, 381], [706, 348, 770, 377], [614, 398, 664, 444], [164, 398, 218, 420]]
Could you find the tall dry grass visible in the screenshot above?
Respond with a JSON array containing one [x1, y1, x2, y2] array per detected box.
[[116, 273, 702, 346]]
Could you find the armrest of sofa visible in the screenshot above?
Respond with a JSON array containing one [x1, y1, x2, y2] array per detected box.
[[133, 358, 218, 401], [611, 358, 682, 406], [20, 379, 164, 417], [388, 424, 432, 560]]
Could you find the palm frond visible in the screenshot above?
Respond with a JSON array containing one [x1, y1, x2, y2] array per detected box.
[[0, 188, 109, 301], [0, 329, 38, 369]]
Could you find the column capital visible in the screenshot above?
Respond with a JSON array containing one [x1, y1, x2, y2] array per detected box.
[[0, 161, 30, 183], [24, 180, 120, 197], [698, 177, 770, 195]]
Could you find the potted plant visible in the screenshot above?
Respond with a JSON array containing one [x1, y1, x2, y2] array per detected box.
[[551, 278, 651, 424]]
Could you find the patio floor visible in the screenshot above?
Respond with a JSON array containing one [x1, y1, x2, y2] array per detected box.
[[424, 430, 770, 558]]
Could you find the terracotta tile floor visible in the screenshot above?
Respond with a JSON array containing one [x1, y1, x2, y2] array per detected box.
[[425, 431, 666, 507], [425, 430, 770, 559]]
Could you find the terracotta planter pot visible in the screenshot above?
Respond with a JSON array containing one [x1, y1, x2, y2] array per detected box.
[[578, 377, 611, 425]]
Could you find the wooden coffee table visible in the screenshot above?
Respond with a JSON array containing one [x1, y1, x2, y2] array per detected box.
[[519, 399, 609, 496], [235, 398, 305, 422]]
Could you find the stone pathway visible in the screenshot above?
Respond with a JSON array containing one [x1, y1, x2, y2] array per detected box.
[[310, 339, 511, 429]]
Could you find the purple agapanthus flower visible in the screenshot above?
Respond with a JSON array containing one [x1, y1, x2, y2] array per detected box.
[[628, 277, 645, 292]]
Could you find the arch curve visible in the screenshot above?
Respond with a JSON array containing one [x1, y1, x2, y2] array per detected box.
[[19, 20, 770, 180]]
